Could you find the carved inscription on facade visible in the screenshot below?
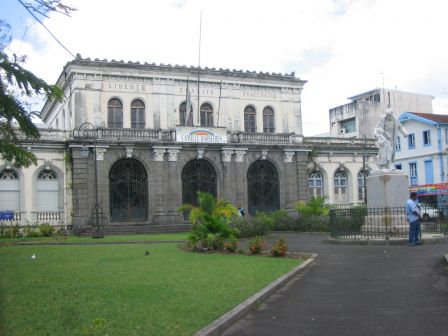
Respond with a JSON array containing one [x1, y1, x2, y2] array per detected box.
[[179, 87, 218, 96], [107, 82, 146, 92], [242, 91, 279, 100]]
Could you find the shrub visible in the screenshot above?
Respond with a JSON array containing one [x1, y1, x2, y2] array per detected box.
[[230, 217, 270, 238], [269, 212, 300, 231], [0, 224, 21, 238], [271, 237, 288, 257], [181, 192, 238, 251], [254, 212, 275, 230], [223, 236, 239, 252], [24, 224, 41, 237], [296, 196, 329, 218], [39, 223, 55, 237], [249, 236, 266, 255]]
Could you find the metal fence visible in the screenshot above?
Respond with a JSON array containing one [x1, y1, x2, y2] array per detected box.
[[329, 205, 448, 239]]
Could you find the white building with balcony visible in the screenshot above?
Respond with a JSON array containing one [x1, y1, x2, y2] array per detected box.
[[329, 88, 434, 138]]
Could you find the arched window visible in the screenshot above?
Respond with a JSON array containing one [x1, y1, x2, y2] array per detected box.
[[200, 103, 213, 127], [263, 106, 275, 133], [37, 169, 59, 211], [0, 169, 19, 211], [358, 170, 369, 202], [308, 171, 323, 198], [334, 170, 348, 203], [179, 101, 193, 126], [108, 98, 123, 128], [131, 99, 145, 129], [244, 105, 256, 133]]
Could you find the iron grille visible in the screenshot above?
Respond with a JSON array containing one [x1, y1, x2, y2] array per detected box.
[[109, 159, 148, 221], [247, 160, 280, 215], [182, 159, 217, 207]]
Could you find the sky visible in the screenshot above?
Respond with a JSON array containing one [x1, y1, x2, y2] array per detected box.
[[1, 0, 448, 135]]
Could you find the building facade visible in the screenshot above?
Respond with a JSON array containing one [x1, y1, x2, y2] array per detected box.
[[329, 88, 433, 138], [0, 57, 378, 233], [395, 112, 448, 199]]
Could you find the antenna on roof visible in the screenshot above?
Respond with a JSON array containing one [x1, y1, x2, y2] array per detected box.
[[379, 71, 386, 109], [197, 11, 202, 126]]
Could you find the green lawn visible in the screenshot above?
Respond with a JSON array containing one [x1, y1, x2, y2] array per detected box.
[[0, 232, 189, 244], [0, 243, 301, 336]]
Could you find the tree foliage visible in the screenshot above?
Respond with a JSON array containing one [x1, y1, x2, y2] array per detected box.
[[178, 192, 238, 250], [296, 196, 330, 218], [0, 1, 74, 168]]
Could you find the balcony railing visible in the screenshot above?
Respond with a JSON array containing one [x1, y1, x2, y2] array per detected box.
[[11, 127, 378, 147], [97, 128, 164, 141], [15, 129, 70, 141], [304, 137, 377, 148], [229, 132, 302, 144]]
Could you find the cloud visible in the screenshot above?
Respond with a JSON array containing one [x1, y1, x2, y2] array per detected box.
[[7, 0, 448, 135]]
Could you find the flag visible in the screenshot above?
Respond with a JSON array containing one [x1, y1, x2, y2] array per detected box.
[[185, 79, 193, 126]]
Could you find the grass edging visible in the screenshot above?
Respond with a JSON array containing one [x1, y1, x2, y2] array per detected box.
[[195, 253, 317, 336]]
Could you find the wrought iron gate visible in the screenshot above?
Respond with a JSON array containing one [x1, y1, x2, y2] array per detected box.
[[182, 159, 217, 206], [110, 159, 148, 221], [247, 160, 280, 215]]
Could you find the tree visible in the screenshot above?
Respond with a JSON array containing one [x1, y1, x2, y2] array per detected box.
[[0, 1, 75, 168], [178, 192, 239, 250]]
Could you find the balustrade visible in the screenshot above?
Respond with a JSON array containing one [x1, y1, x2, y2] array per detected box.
[[9, 126, 378, 147], [305, 137, 377, 147]]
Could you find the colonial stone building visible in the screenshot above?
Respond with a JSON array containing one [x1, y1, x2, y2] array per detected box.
[[0, 56, 378, 233]]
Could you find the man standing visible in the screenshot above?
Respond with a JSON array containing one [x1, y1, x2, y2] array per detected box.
[[406, 192, 421, 246]]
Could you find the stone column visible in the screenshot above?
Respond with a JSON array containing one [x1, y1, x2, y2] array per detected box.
[[221, 149, 235, 203], [295, 150, 309, 202], [71, 146, 90, 231]]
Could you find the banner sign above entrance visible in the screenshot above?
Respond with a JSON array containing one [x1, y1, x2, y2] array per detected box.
[[176, 127, 227, 143]]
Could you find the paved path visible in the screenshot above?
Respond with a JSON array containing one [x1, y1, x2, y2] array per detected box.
[[224, 233, 448, 336]]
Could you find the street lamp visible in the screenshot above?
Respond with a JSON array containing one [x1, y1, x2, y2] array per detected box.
[[74, 122, 103, 238], [362, 135, 368, 204]]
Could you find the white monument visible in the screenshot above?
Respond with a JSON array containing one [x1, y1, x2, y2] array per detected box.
[[363, 108, 410, 234]]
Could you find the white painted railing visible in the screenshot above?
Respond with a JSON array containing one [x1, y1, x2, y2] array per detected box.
[[230, 132, 300, 143], [97, 128, 163, 140], [10, 126, 378, 147], [32, 211, 64, 223], [304, 137, 377, 147], [15, 129, 69, 140]]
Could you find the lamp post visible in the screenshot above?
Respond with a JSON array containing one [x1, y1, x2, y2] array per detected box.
[[74, 122, 103, 238], [362, 135, 368, 204]]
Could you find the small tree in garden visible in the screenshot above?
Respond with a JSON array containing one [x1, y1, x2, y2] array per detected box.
[[296, 196, 329, 218], [249, 236, 266, 255], [271, 237, 288, 257], [178, 192, 238, 250]]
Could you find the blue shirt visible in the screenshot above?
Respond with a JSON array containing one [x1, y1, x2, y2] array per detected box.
[[406, 199, 420, 222]]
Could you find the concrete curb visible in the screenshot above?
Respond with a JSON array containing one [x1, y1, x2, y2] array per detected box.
[[444, 254, 448, 264], [195, 253, 317, 336], [324, 237, 447, 246], [0, 240, 187, 246]]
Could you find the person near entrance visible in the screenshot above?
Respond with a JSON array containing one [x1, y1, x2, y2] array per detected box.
[[406, 192, 422, 246]]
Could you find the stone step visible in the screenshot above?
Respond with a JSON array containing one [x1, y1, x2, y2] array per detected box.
[[78, 223, 191, 235]]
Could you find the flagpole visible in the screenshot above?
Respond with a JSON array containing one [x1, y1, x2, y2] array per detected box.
[[217, 80, 222, 127], [186, 78, 193, 126], [197, 11, 202, 126]]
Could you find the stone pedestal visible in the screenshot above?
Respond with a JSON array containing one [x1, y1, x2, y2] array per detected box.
[[362, 171, 409, 235]]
